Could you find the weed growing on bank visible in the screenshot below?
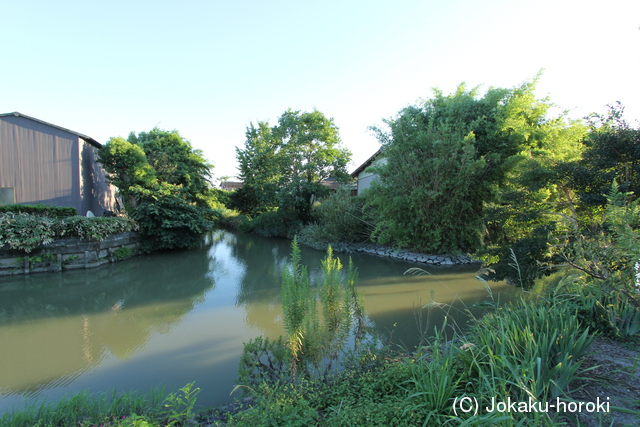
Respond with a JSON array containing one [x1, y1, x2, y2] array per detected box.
[[0, 383, 199, 427]]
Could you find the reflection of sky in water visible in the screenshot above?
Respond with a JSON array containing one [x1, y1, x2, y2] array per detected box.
[[0, 230, 518, 413]]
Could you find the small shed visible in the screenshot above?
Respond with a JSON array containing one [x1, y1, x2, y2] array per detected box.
[[0, 112, 116, 215]]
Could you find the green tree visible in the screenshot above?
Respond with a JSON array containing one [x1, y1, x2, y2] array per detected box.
[[96, 137, 157, 209], [236, 109, 351, 222], [128, 128, 213, 206], [98, 128, 215, 251], [235, 121, 282, 213], [367, 115, 489, 253], [365, 77, 587, 256], [569, 103, 640, 207]]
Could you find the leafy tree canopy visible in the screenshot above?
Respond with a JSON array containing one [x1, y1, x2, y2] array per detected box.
[[128, 128, 212, 205], [568, 103, 640, 206], [98, 127, 215, 250], [366, 76, 587, 254], [236, 109, 351, 221]]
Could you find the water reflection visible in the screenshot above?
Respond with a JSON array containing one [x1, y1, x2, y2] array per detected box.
[[0, 247, 215, 402], [0, 230, 517, 412]]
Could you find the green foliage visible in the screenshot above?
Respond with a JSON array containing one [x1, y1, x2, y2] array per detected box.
[[227, 186, 260, 215], [230, 355, 416, 427], [237, 209, 302, 238], [232, 293, 601, 427], [131, 194, 214, 251], [280, 238, 314, 377], [27, 253, 55, 266], [127, 129, 212, 205], [0, 387, 166, 427], [570, 103, 640, 206], [113, 246, 133, 260], [55, 216, 139, 241], [367, 115, 489, 253], [238, 336, 291, 388], [298, 187, 370, 245], [547, 181, 640, 295], [200, 187, 231, 210], [236, 109, 351, 222], [403, 340, 465, 426], [0, 213, 137, 253], [0, 213, 55, 252], [0, 383, 203, 427], [209, 208, 247, 230], [364, 77, 583, 254], [0, 204, 77, 218], [465, 299, 594, 402], [98, 127, 216, 251], [532, 269, 640, 339], [483, 225, 559, 288], [161, 382, 201, 426], [227, 382, 320, 426], [239, 238, 367, 385], [98, 137, 157, 209]]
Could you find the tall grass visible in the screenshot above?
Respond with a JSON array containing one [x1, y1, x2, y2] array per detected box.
[[0, 388, 165, 427], [239, 238, 368, 386]]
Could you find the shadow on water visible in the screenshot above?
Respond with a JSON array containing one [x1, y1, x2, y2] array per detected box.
[[0, 247, 216, 402], [0, 246, 215, 323]]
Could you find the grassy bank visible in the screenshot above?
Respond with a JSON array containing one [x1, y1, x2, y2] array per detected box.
[[220, 293, 638, 427], [0, 382, 204, 427]]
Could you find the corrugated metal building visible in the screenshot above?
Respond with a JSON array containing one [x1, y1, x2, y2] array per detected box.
[[0, 112, 116, 215]]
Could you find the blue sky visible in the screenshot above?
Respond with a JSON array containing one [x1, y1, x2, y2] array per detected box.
[[2, 0, 639, 180]]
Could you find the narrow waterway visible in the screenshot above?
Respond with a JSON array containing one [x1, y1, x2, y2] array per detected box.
[[0, 230, 519, 413]]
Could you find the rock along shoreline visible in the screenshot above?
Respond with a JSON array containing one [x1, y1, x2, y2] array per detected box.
[[300, 239, 481, 266]]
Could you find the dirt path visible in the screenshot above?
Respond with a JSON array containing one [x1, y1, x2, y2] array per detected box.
[[567, 337, 640, 426]]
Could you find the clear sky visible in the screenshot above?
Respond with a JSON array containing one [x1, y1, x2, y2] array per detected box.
[[2, 0, 639, 181]]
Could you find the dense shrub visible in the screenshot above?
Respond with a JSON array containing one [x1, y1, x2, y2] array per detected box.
[[210, 208, 247, 229], [238, 209, 302, 238], [55, 216, 138, 241], [131, 194, 214, 251], [0, 204, 77, 218], [228, 186, 260, 214], [298, 188, 370, 246], [0, 213, 138, 253]]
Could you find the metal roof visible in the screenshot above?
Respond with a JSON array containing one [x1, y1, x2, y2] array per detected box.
[[0, 112, 102, 148], [350, 147, 383, 178]]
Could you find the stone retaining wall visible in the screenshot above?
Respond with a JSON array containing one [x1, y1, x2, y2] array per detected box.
[[311, 241, 480, 266], [0, 232, 142, 276]]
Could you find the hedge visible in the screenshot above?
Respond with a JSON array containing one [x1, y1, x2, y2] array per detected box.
[[0, 204, 78, 218]]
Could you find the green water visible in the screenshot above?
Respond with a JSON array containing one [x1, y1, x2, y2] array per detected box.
[[0, 230, 518, 412]]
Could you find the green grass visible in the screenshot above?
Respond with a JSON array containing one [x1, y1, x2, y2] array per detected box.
[[0, 383, 203, 427]]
